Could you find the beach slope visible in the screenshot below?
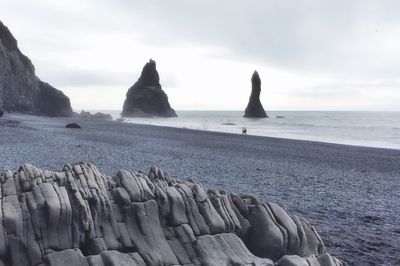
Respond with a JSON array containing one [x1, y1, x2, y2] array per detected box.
[[1, 114, 399, 265]]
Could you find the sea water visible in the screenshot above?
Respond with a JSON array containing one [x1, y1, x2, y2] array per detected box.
[[107, 111, 400, 150]]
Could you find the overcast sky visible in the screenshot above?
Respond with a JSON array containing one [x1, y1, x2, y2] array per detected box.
[[1, 0, 400, 111]]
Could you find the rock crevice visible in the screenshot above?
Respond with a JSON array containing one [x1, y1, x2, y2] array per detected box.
[[0, 163, 345, 266]]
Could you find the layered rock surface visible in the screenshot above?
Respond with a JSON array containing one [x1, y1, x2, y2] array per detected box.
[[122, 59, 177, 117], [244, 71, 268, 118], [0, 20, 72, 116], [0, 162, 345, 266]]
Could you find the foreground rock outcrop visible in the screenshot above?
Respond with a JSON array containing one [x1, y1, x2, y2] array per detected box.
[[0, 162, 345, 266], [0, 20, 72, 116], [122, 59, 177, 117], [244, 71, 268, 118]]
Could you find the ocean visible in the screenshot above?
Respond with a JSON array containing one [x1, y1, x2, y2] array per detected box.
[[106, 111, 400, 150]]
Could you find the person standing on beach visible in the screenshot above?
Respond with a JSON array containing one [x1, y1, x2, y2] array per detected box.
[[242, 127, 247, 135]]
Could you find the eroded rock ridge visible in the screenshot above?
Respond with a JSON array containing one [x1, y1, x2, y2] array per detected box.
[[0, 163, 345, 266]]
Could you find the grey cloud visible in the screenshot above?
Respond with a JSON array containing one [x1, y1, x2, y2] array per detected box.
[[104, 0, 400, 79], [37, 67, 136, 87], [4, 0, 400, 80], [1, 0, 399, 103], [37, 66, 178, 89]]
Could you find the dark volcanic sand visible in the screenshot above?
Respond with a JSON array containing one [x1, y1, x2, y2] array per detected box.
[[1, 114, 399, 265]]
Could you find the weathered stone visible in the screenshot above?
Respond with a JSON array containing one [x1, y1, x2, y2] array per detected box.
[[0, 163, 344, 266], [43, 249, 88, 266], [246, 204, 285, 261], [124, 200, 179, 265], [166, 186, 189, 226], [100, 250, 146, 266], [194, 233, 273, 266], [277, 255, 310, 266], [114, 170, 154, 202], [268, 202, 300, 254]]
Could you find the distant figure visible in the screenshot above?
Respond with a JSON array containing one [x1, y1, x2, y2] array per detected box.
[[242, 127, 247, 135]]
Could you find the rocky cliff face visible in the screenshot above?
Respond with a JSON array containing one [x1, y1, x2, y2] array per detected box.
[[122, 59, 177, 117], [0, 21, 72, 116], [244, 71, 268, 118], [0, 162, 344, 266]]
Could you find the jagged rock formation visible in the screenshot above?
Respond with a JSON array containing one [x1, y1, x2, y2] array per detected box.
[[79, 110, 113, 121], [244, 71, 268, 118], [0, 162, 345, 266], [122, 59, 177, 117], [0, 20, 72, 116]]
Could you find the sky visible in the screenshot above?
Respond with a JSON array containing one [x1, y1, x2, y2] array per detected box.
[[1, 0, 400, 111]]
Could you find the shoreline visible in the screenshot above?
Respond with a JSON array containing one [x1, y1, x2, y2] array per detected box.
[[7, 111, 400, 151], [126, 121, 400, 152], [113, 110, 400, 150], [1, 113, 400, 264]]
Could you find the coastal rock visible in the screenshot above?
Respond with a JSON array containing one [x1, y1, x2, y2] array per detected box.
[[122, 59, 177, 117], [66, 123, 81, 129], [0, 163, 345, 266], [79, 111, 113, 121], [244, 71, 268, 118], [0, 20, 72, 116]]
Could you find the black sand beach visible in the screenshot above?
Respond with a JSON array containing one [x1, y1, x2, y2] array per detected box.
[[1, 114, 399, 265]]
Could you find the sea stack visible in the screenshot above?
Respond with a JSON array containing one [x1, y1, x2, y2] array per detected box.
[[0, 20, 72, 116], [244, 71, 268, 118], [122, 59, 177, 117]]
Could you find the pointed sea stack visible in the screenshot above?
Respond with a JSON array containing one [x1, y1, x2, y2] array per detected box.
[[0, 20, 72, 116], [122, 59, 177, 117], [244, 71, 268, 118]]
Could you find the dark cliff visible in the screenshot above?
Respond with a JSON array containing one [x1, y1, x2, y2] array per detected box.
[[0, 21, 72, 116]]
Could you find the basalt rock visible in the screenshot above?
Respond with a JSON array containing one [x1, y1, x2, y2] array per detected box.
[[244, 71, 268, 118], [0, 20, 72, 116], [65, 123, 81, 129], [79, 110, 113, 121], [0, 162, 345, 266], [122, 59, 177, 117]]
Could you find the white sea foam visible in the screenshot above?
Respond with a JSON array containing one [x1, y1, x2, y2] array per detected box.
[[105, 111, 400, 149]]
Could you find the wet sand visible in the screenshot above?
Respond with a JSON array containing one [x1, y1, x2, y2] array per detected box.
[[1, 113, 399, 265]]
